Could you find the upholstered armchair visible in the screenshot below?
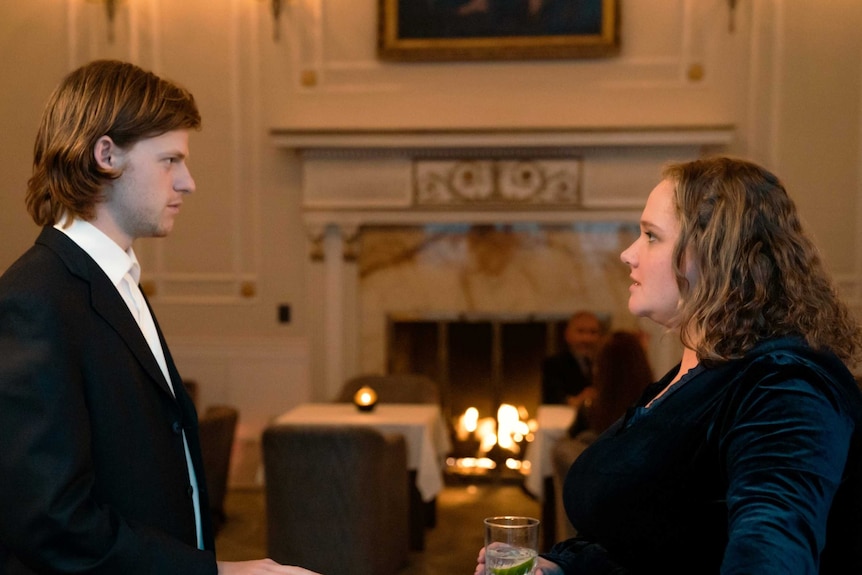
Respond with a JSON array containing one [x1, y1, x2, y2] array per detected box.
[[198, 404, 239, 532], [262, 424, 410, 575], [335, 373, 443, 546]]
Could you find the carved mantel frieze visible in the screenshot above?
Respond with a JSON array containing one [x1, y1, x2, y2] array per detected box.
[[273, 126, 734, 237]]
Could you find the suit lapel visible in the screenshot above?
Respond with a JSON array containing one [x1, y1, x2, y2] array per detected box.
[[37, 228, 176, 399]]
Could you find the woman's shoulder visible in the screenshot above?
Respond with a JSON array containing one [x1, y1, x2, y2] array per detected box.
[[727, 336, 862, 418], [742, 336, 852, 382]]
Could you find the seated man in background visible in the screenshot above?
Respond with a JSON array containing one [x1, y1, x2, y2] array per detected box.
[[541, 311, 602, 407]]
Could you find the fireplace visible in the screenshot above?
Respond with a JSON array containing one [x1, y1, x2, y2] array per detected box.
[[271, 127, 732, 405], [387, 313, 571, 421], [387, 312, 570, 476], [362, 220, 629, 474], [362, 219, 630, 412]]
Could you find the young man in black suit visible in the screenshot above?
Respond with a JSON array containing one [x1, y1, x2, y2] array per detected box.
[[0, 60, 317, 575]]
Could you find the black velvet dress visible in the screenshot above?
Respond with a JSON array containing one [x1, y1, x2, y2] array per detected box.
[[542, 337, 862, 574]]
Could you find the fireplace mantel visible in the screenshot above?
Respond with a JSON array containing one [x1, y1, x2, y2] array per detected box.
[[273, 126, 732, 399], [272, 125, 735, 229], [270, 126, 735, 151]]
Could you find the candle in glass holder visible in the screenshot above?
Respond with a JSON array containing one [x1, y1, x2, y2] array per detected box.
[[353, 386, 378, 412]]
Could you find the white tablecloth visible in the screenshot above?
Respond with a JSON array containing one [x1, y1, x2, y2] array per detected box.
[[523, 404, 577, 500], [274, 403, 452, 501]]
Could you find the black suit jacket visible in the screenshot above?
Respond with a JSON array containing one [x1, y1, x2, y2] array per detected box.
[[0, 227, 217, 574], [541, 349, 591, 405]]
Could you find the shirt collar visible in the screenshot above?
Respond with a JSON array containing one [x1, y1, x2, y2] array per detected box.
[[54, 218, 139, 286]]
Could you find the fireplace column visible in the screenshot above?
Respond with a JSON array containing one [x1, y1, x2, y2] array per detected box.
[[305, 222, 360, 401]]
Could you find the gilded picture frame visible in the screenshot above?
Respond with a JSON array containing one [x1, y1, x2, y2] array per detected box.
[[378, 0, 619, 62]]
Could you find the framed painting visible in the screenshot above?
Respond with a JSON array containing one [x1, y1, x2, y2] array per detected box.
[[378, 0, 619, 62]]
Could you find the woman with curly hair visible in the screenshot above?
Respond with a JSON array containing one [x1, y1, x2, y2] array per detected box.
[[476, 157, 862, 574]]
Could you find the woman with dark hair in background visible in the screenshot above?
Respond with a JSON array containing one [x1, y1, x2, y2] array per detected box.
[[566, 330, 653, 440]]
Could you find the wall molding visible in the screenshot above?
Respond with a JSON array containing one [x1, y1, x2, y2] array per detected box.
[[170, 335, 311, 439]]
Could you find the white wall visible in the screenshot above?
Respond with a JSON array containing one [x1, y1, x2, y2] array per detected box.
[[1, 0, 861, 435]]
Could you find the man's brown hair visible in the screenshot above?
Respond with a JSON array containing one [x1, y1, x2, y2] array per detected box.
[[26, 59, 201, 226]]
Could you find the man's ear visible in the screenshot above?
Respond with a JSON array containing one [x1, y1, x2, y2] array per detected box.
[[94, 135, 121, 171]]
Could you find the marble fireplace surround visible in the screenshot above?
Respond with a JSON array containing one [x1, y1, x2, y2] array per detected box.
[[271, 127, 733, 401]]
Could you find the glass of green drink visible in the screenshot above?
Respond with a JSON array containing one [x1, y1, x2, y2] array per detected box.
[[483, 516, 540, 575]]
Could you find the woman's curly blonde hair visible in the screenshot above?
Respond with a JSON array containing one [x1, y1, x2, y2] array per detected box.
[[667, 156, 862, 365]]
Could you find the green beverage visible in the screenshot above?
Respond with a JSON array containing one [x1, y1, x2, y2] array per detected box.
[[486, 544, 537, 575]]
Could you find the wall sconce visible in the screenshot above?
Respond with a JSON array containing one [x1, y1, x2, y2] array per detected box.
[[89, 0, 120, 42], [727, 0, 738, 33], [353, 386, 378, 412], [265, 0, 284, 42]]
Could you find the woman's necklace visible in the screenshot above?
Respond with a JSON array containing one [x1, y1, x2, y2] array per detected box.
[[645, 348, 699, 409]]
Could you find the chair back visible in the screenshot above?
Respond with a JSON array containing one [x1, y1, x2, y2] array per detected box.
[[335, 373, 441, 404], [198, 405, 239, 530], [262, 424, 409, 575]]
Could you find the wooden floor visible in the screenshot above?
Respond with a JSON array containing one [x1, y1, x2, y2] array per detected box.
[[215, 440, 542, 574]]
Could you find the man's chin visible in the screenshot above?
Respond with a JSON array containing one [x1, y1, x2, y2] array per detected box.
[[152, 223, 174, 238]]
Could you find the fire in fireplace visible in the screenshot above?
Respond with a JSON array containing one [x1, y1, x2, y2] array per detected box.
[[388, 313, 574, 476], [448, 403, 538, 476]]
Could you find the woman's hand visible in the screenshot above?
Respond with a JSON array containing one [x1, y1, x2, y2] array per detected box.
[[474, 547, 564, 575], [534, 556, 565, 575], [474, 546, 486, 575], [217, 559, 322, 574]]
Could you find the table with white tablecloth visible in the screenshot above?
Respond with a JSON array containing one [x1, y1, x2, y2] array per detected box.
[[522, 404, 577, 550], [523, 404, 577, 500]]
